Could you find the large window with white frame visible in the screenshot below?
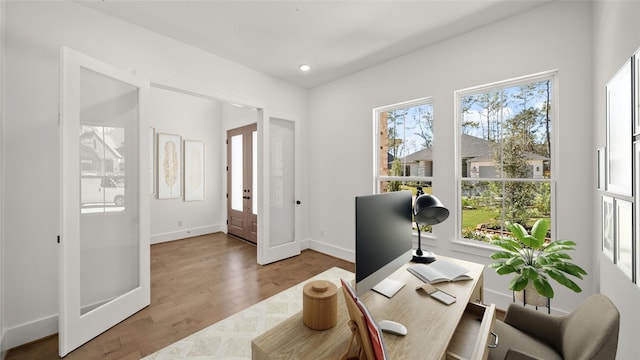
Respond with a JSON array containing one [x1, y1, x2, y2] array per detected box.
[[456, 72, 556, 242], [375, 98, 434, 231]]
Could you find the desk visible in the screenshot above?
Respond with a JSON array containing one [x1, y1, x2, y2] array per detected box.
[[252, 256, 495, 360]]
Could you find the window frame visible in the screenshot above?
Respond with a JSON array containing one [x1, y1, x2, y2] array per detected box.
[[373, 97, 435, 192], [373, 97, 435, 235], [454, 71, 558, 244]]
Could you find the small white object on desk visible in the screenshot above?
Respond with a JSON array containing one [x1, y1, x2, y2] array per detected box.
[[378, 319, 408, 336], [372, 278, 405, 298]]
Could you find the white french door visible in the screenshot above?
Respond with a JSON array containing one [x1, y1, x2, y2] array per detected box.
[[256, 111, 300, 264], [59, 47, 150, 356]]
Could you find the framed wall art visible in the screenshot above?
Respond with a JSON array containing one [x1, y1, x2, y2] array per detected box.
[[183, 140, 205, 201], [602, 195, 615, 262], [634, 50, 639, 135], [157, 132, 182, 199], [597, 146, 606, 191], [149, 127, 156, 195], [606, 58, 632, 196], [615, 199, 634, 280], [636, 142, 640, 285]]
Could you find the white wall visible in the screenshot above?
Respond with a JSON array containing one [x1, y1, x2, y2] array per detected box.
[[0, 0, 5, 357], [308, 1, 594, 313], [592, 1, 640, 359], [2, 0, 306, 350], [149, 87, 224, 243]]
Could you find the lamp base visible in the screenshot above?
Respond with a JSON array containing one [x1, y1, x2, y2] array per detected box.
[[412, 249, 436, 264]]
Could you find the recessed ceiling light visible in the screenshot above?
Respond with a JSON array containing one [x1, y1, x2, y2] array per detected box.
[[299, 64, 311, 72]]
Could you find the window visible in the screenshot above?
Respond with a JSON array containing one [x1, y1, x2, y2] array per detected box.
[[375, 98, 434, 230], [80, 126, 126, 214], [456, 73, 555, 242]]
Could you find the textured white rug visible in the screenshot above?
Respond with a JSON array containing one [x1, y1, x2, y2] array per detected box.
[[144, 267, 354, 360]]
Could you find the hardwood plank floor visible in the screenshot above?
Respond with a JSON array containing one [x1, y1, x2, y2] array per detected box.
[[6, 233, 354, 359]]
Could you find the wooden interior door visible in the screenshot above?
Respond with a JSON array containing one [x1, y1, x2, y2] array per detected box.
[[227, 124, 258, 243]]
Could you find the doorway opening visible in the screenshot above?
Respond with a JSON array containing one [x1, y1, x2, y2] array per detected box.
[[227, 123, 258, 243]]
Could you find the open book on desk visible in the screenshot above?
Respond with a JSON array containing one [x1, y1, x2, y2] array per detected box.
[[407, 259, 472, 284]]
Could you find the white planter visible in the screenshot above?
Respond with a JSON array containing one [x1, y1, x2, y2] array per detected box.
[[513, 282, 550, 312]]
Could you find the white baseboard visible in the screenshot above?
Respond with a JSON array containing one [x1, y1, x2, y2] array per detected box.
[[1, 314, 57, 352], [301, 238, 354, 263], [0, 331, 5, 359], [1, 226, 222, 352], [150, 225, 222, 244], [483, 288, 568, 315]]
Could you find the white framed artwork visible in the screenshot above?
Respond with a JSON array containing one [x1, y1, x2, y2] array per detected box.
[[615, 199, 633, 280], [157, 132, 182, 199], [149, 127, 156, 195], [183, 140, 205, 201], [602, 195, 614, 262], [605, 58, 632, 196], [597, 146, 606, 191], [634, 49, 640, 135]]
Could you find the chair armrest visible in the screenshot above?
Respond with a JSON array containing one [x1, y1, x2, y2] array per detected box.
[[503, 303, 563, 351], [505, 348, 543, 360]]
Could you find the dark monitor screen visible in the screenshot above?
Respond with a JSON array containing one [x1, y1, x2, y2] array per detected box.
[[355, 190, 413, 296]]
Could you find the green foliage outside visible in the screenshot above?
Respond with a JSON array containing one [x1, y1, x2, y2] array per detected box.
[[461, 80, 553, 241]]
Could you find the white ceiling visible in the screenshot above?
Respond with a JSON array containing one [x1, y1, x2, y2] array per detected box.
[[79, 0, 551, 88]]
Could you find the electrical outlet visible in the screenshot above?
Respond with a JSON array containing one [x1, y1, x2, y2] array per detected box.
[[178, 220, 183, 226]]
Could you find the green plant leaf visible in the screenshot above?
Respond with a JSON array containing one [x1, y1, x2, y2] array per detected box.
[[509, 275, 529, 291], [495, 264, 517, 275], [521, 266, 539, 280], [521, 235, 542, 248], [490, 251, 513, 260], [507, 221, 528, 242], [555, 262, 588, 278], [544, 242, 576, 253], [545, 252, 572, 260], [531, 219, 549, 243], [536, 256, 550, 266], [545, 269, 583, 293], [553, 239, 578, 246], [490, 239, 521, 253], [533, 277, 554, 298], [505, 257, 525, 267]]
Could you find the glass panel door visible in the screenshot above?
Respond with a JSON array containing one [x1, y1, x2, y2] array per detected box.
[[79, 68, 140, 315], [269, 118, 295, 246], [257, 113, 300, 264], [60, 47, 149, 357]]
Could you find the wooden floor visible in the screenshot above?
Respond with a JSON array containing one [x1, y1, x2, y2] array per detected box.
[[6, 233, 354, 360]]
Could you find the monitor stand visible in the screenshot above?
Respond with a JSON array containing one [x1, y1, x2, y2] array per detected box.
[[372, 278, 405, 298]]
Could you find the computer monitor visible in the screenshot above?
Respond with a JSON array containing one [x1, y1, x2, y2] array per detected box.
[[355, 190, 413, 297]]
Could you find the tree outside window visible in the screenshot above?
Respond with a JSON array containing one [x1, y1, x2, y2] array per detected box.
[[375, 98, 434, 231], [458, 74, 555, 242]]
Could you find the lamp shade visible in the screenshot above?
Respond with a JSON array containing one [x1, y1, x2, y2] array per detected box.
[[414, 194, 449, 225]]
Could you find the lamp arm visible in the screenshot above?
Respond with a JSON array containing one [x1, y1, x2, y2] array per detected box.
[[415, 221, 423, 256]]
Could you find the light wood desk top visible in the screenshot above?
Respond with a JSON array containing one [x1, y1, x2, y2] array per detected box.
[[252, 256, 486, 360]]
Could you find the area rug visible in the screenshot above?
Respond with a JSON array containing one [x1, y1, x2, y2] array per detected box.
[[143, 267, 354, 360]]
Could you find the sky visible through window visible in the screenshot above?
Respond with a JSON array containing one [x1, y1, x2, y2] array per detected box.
[[385, 104, 433, 160], [461, 81, 552, 148]]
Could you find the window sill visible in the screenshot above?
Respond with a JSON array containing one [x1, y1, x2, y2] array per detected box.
[[450, 238, 496, 258]]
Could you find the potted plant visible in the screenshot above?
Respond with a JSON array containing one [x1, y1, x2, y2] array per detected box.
[[488, 219, 587, 299]]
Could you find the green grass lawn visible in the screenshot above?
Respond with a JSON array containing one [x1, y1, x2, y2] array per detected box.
[[462, 208, 500, 229]]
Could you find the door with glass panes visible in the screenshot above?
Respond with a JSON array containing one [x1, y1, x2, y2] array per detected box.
[[227, 124, 257, 243]]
